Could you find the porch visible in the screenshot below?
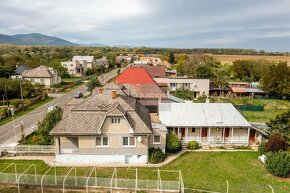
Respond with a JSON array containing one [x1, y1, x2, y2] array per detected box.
[[170, 127, 258, 145]]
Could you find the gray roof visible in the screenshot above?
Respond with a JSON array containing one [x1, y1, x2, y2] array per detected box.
[[22, 65, 54, 78], [16, 65, 33, 75], [51, 93, 152, 136], [158, 103, 251, 127], [72, 56, 94, 62], [95, 57, 108, 66]]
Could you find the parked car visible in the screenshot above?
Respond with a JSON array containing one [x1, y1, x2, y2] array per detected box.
[[74, 92, 83, 98], [47, 104, 61, 112]]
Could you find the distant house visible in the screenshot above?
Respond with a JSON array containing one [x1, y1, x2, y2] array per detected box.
[[142, 66, 166, 78], [72, 56, 96, 69], [154, 77, 210, 98], [51, 89, 166, 164], [228, 81, 265, 96], [11, 65, 33, 79], [95, 57, 109, 68], [61, 56, 96, 76], [158, 102, 266, 146], [61, 61, 85, 77], [22, 65, 61, 87]]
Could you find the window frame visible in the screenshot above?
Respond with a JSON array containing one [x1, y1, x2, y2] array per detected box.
[[111, 117, 121, 124], [122, 136, 136, 147], [153, 135, 161, 144], [96, 136, 109, 147]]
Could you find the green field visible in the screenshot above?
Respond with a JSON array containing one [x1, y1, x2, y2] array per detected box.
[[0, 152, 289, 193], [221, 98, 289, 123]]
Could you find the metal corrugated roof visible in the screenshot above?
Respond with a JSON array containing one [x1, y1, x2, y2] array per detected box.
[[158, 103, 251, 127]]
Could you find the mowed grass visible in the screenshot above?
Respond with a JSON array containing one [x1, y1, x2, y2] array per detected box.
[[0, 152, 289, 193], [220, 98, 290, 123]]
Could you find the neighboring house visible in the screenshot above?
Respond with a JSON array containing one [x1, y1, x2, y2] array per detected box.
[[114, 67, 170, 112], [228, 81, 265, 96], [95, 57, 109, 68], [50, 89, 166, 164], [154, 77, 210, 98], [158, 102, 266, 146], [61, 61, 85, 77], [11, 65, 33, 79], [165, 69, 177, 77], [142, 66, 166, 78], [72, 56, 96, 69], [228, 82, 249, 88], [61, 56, 96, 76], [22, 65, 61, 87]]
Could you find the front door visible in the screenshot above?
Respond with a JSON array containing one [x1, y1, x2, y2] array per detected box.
[[180, 128, 185, 140], [249, 130, 256, 144], [224, 128, 230, 137], [201, 128, 208, 137]]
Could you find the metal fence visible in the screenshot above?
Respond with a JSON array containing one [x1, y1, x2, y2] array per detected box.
[[0, 145, 54, 153], [0, 163, 183, 193]]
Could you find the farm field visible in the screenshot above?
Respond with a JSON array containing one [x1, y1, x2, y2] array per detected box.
[[208, 54, 290, 64], [0, 152, 289, 193]]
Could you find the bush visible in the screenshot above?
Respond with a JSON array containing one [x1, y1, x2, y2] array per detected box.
[[187, 141, 199, 150], [148, 147, 166, 164], [166, 132, 181, 153], [258, 141, 266, 155], [265, 151, 290, 177], [265, 134, 288, 153]]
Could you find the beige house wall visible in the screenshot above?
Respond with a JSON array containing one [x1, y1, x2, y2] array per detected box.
[[187, 127, 201, 137], [102, 117, 131, 133]]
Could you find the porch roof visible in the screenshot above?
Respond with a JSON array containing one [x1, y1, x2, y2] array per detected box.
[[158, 103, 251, 127]]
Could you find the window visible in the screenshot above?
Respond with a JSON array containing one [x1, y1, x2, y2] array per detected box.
[[96, 137, 109, 147], [111, 118, 121, 124], [30, 79, 34, 83], [153, 135, 161, 144], [191, 128, 196, 133], [40, 79, 45, 83], [123, 137, 136, 147]]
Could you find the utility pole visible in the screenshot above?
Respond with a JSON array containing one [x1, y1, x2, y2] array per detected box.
[[4, 81, 9, 107], [20, 79, 24, 110]]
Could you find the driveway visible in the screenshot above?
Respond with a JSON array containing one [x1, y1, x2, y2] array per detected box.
[[0, 68, 119, 145]]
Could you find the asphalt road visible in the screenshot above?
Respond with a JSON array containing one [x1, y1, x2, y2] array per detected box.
[[0, 68, 119, 145]]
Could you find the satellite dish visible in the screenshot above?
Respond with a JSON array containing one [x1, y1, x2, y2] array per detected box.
[[137, 136, 142, 143]]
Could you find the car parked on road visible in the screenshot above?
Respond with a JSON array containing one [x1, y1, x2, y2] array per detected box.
[[74, 92, 83, 98]]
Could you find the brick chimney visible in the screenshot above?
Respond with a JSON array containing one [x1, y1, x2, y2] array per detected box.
[[112, 90, 117, 99], [98, 88, 104, 94]]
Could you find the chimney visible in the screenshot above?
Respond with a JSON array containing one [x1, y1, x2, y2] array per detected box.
[[112, 90, 117, 99], [98, 88, 104, 94]]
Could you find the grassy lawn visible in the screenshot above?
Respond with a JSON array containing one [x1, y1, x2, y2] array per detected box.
[[60, 82, 84, 94], [0, 97, 55, 126], [0, 152, 289, 193], [61, 77, 83, 82], [220, 98, 290, 123]]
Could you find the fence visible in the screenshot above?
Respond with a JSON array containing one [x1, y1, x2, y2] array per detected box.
[[0, 163, 183, 193], [234, 105, 264, 111], [0, 145, 54, 154]]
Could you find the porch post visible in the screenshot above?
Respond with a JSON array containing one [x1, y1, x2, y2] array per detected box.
[[178, 127, 180, 139], [247, 127, 251, 145], [208, 127, 211, 143], [223, 127, 225, 143], [199, 128, 202, 143], [185, 127, 189, 141], [231, 128, 234, 142]]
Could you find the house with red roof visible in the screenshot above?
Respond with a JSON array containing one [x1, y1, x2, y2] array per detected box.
[[114, 67, 170, 112]]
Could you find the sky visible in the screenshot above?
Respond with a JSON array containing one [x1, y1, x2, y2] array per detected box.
[[1, 0, 290, 51]]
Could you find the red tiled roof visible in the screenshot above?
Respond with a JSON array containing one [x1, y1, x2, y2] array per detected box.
[[115, 67, 156, 84], [143, 66, 166, 78]]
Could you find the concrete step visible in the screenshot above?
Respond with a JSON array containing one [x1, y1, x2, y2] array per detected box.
[[202, 144, 210, 150]]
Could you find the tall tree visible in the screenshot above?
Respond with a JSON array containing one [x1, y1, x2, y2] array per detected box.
[[168, 51, 176, 64], [260, 62, 290, 97]]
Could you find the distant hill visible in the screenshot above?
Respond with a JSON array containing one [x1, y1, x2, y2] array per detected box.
[[79, 42, 108, 47], [0, 33, 78, 46]]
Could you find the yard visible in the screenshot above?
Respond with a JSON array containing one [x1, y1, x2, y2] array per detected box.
[[0, 152, 289, 193], [220, 98, 290, 123]]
